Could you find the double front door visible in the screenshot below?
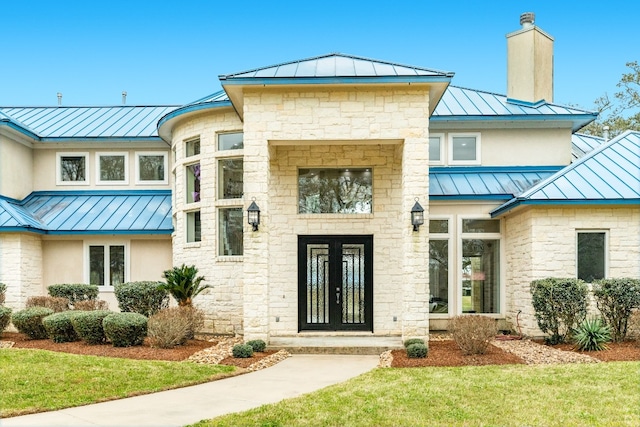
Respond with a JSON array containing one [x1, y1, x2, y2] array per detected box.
[[298, 236, 373, 331]]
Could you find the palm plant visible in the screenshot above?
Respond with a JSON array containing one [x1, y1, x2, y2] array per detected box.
[[159, 265, 209, 306]]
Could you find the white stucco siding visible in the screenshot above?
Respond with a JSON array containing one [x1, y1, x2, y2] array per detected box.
[[0, 135, 34, 199]]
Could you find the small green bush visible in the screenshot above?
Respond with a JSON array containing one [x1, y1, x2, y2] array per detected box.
[[247, 339, 267, 352], [593, 278, 640, 342], [48, 284, 98, 305], [114, 281, 169, 317], [450, 315, 498, 355], [232, 344, 254, 358], [573, 317, 611, 351], [103, 312, 148, 347], [12, 307, 54, 339], [530, 278, 588, 344], [403, 338, 425, 348], [26, 296, 70, 312], [71, 310, 112, 344], [406, 343, 428, 358], [0, 306, 12, 337], [43, 311, 82, 343]]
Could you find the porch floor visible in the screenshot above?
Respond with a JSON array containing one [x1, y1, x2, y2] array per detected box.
[[268, 335, 403, 355]]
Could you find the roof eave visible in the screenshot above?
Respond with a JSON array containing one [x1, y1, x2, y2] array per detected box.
[[157, 101, 234, 142], [431, 113, 598, 131], [491, 198, 640, 217]]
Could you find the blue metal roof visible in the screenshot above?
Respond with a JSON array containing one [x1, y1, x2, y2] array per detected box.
[[0, 106, 178, 140], [572, 133, 604, 160], [430, 166, 561, 200], [0, 191, 172, 234], [492, 131, 640, 216]]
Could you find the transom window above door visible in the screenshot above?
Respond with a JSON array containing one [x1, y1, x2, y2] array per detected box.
[[298, 168, 372, 214]]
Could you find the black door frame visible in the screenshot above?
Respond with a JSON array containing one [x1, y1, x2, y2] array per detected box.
[[298, 235, 373, 332]]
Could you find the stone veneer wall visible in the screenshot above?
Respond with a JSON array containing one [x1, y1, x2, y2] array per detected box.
[[0, 233, 43, 309], [504, 206, 640, 336]]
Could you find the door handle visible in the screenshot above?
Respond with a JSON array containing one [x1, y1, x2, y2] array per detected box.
[[336, 287, 340, 304]]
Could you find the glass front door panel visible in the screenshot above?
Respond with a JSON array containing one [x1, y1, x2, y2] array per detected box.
[[341, 244, 365, 324], [306, 244, 330, 325], [462, 239, 500, 314]]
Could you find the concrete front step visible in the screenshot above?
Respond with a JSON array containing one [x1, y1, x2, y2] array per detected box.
[[268, 336, 403, 355]]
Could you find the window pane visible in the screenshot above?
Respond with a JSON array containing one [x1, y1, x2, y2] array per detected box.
[[99, 155, 125, 181], [577, 233, 605, 282], [429, 219, 448, 234], [429, 136, 441, 162], [187, 211, 201, 243], [462, 219, 500, 233], [452, 136, 477, 161], [109, 246, 125, 286], [218, 133, 244, 150], [61, 156, 86, 181], [187, 163, 201, 203], [186, 139, 200, 157], [298, 168, 372, 214], [219, 208, 243, 255], [462, 239, 500, 314], [89, 246, 104, 286], [139, 155, 165, 181], [429, 240, 449, 314], [219, 159, 243, 199]]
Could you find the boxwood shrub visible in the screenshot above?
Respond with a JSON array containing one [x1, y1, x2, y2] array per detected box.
[[26, 296, 70, 312], [593, 278, 640, 342], [48, 284, 98, 305], [406, 343, 428, 358], [247, 339, 267, 352], [232, 343, 254, 358], [71, 310, 112, 344], [12, 307, 54, 339], [403, 338, 425, 348], [103, 312, 148, 347], [43, 311, 82, 343], [0, 306, 12, 337], [114, 281, 169, 317]]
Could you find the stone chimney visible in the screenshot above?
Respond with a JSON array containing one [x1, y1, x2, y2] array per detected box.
[[506, 12, 554, 104]]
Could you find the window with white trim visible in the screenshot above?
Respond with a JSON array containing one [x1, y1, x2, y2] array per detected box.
[[186, 162, 201, 203], [57, 153, 89, 185], [577, 231, 607, 282], [429, 218, 451, 314], [218, 132, 243, 151], [96, 152, 128, 184], [429, 134, 444, 165], [186, 210, 201, 243], [218, 158, 243, 199], [185, 138, 201, 157], [219, 208, 243, 255], [135, 152, 168, 184], [88, 244, 126, 288], [449, 133, 481, 165]]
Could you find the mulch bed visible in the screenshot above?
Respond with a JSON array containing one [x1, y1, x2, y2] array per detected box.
[[548, 340, 640, 362], [392, 340, 525, 367]]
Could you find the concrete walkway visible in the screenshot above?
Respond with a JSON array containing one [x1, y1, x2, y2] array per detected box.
[[1, 355, 379, 427]]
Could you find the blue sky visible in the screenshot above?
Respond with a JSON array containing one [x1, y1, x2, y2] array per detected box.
[[1, 1, 637, 110]]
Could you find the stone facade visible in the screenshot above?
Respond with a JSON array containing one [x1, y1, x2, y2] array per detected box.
[[0, 233, 43, 308]]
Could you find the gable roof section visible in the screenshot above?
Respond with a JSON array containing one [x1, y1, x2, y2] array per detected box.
[[0, 106, 178, 141], [430, 166, 561, 200], [0, 191, 172, 235], [572, 133, 605, 160], [431, 86, 597, 131], [492, 130, 640, 216]]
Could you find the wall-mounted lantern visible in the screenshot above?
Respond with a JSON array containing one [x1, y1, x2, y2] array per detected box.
[[411, 198, 424, 232], [247, 198, 261, 231]]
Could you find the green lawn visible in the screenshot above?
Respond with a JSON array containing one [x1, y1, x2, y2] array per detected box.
[[0, 348, 236, 417], [193, 362, 640, 427]]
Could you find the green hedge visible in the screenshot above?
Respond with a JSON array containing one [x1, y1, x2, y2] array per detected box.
[[48, 284, 98, 305], [232, 344, 254, 358], [12, 307, 54, 339], [247, 339, 267, 352], [114, 281, 168, 317], [43, 311, 82, 343], [593, 278, 640, 342], [71, 310, 112, 344], [0, 306, 12, 337], [531, 278, 588, 344], [103, 312, 148, 347]]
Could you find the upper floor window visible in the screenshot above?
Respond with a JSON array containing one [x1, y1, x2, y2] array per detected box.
[[185, 138, 200, 157], [449, 133, 481, 165], [429, 134, 444, 165], [577, 231, 607, 282], [218, 132, 243, 151], [298, 168, 372, 214], [57, 153, 89, 185], [218, 159, 243, 199], [186, 163, 201, 203], [96, 152, 128, 185], [135, 152, 168, 184], [186, 210, 201, 243]]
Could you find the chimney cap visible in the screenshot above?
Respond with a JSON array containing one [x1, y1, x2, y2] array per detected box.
[[520, 12, 535, 28]]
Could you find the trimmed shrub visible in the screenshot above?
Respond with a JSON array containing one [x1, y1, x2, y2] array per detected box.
[[406, 342, 428, 358], [247, 339, 267, 353], [12, 307, 54, 339], [403, 338, 425, 348], [43, 311, 82, 343], [147, 306, 198, 348], [530, 278, 588, 344], [114, 281, 169, 317], [73, 299, 109, 311], [103, 312, 148, 347], [450, 315, 498, 355], [0, 306, 12, 337], [71, 310, 112, 344], [48, 284, 98, 305], [0, 282, 6, 305], [232, 344, 254, 358], [593, 278, 640, 342], [26, 296, 70, 312], [573, 317, 611, 351]]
